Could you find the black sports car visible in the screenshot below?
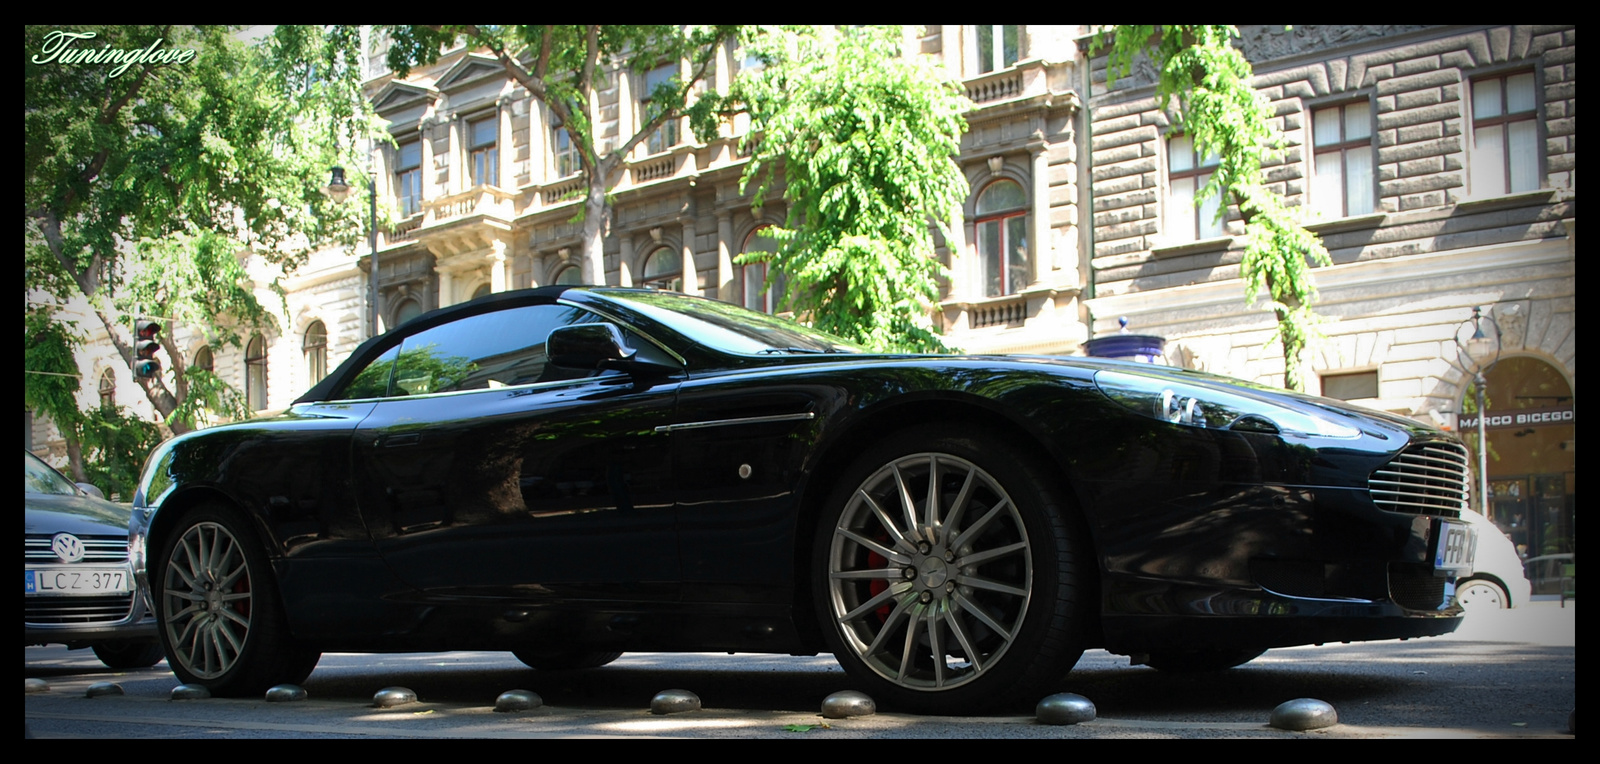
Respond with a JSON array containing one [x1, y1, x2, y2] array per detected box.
[[130, 286, 1476, 713]]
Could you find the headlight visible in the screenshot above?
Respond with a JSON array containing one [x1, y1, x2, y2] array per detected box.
[[1094, 369, 1361, 438]]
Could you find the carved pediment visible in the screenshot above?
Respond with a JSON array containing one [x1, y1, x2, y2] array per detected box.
[[437, 53, 506, 94], [372, 81, 440, 117]]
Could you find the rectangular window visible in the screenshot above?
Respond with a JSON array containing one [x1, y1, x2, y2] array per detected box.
[[395, 141, 422, 217], [553, 122, 579, 178], [469, 116, 498, 187], [642, 64, 680, 155], [1311, 101, 1375, 219], [976, 25, 1020, 74], [1470, 71, 1540, 196], [1168, 134, 1224, 243], [1320, 370, 1379, 401]]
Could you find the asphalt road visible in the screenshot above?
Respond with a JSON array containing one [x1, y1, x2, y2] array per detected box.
[[25, 600, 1575, 739]]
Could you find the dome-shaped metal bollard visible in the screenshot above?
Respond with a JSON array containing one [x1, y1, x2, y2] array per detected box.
[[171, 684, 211, 700], [1036, 693, 1097, 725], [85, 681, 124, 698], [374, 686, 418, 708], [495, 689, 542, 712], [26, 678, 49, 694], [265, 684, 307, 702], [1270, 698, 1338, 731], [650, 689, 701, 714], [821, 690, 876, 719]]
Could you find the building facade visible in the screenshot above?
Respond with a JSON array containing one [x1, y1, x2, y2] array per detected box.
[[29, 25, 1573, 559]]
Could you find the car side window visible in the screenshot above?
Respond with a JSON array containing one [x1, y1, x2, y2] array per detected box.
[[337, 345, 400, 400], [387, 304, 611, 397]]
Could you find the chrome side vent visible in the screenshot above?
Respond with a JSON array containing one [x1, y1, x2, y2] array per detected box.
[[1369, 440, 1470, 518]]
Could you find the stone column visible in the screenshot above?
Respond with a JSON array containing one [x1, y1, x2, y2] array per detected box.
[[716, 210, 735, 301], [680, 217, 698, 295], [446, 115, 462, 194], [438, 269, 455, 308], [490, 240, 508, 293], [497, 97, 514, 189], [419, 120, 436, 208], [618, 234, 635, 287], [1029, 134, 1051, 286]]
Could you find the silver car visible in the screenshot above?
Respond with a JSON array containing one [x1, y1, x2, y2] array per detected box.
[[25, 451, 162, 668]]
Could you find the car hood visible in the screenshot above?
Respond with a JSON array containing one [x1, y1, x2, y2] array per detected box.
[[26, 492, 133, 537], [1005, 355, 1444, 439]]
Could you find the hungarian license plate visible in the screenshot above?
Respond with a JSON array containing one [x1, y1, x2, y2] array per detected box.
[[1433, 520, 1476, 576], [25, 566, 132, 595]]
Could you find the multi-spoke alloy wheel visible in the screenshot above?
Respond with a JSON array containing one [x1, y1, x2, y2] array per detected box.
[[155, 506, 318, 696], [163, 521, 254, 680], [815, 429, 1085, 713]]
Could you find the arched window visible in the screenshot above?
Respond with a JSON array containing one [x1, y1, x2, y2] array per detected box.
[[740, 226, 787, 313], [471, 283, 492, 301], [245, 335, 268, 411], [393, 298, 424, 329], [303, 321, 328, 385], [193, 346, 214, 373], [553, 265, 582, 285], [98, 369, 116, 409], [640, 247, 682, 291], [975, 179, 1029, 297]]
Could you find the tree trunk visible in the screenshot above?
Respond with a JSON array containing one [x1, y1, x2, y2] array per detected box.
[[580, 182, 609, 284]]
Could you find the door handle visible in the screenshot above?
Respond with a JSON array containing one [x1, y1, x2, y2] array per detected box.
[[377, 432, 422, 448]]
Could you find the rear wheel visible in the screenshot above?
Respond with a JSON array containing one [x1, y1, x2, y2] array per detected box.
[[91, 641, 166, 669], [1144, 648, 1266, 673], [155, 504, 320, 696], [512, 649, 623, 670], [814, 428, 1087, 714]]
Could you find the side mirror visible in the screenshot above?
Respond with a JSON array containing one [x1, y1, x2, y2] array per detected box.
[[76, 483, 106, 500], [549, 323, 677, 377]]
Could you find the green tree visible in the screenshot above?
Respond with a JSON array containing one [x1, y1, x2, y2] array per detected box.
[[26, 25, 378, 435], [708, 26, 970, 353], [1098, 25, 1331, 391], [383, 25, 740, 284]]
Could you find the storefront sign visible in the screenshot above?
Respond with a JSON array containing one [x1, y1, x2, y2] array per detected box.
[[1458, 406, 1574, 431]]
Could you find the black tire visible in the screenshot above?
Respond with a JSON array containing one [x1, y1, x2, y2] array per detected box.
[[1144, 648, 1266, 673], [91, 641, 166, 669], [512, 649, 623, 670], [153, 503, 320, 696], [812, 426, 1087, 714]]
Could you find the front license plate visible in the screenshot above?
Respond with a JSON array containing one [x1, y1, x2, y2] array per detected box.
[[1433, 520, 1476, 576], [25, 566, 132, 596]]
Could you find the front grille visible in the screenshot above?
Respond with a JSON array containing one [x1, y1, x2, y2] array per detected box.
[[1368, 440, 1469, 518], [25, 534, 129, 564], [25, 594, 135, 625], [1388, 563, 1448, 610]]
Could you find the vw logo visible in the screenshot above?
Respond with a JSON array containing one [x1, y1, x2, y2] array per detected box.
[[51, 533, 85, 564]]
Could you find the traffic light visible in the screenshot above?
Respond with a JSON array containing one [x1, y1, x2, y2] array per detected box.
[[133, 320, 162, 379]]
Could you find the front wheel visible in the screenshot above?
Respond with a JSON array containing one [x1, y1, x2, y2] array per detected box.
[[814, 428, 1087, 714], [154, 504, 320, 696]]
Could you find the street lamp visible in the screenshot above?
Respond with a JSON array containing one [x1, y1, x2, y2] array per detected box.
[[324, 166, 380, 339], [1454, 306, 1502, 516]]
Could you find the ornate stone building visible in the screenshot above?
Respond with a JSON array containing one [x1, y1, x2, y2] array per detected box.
[[29, 25, 1573, 560]]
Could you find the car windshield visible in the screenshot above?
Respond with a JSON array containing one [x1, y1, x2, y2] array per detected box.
[[25, 452, 78, 496], [594, 289, 865, 356]]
